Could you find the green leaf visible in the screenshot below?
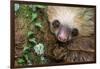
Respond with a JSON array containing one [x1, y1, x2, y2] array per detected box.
[[17, 58, 25, 64], [14, 3, 20, 12], [24, 54, 32, 65], [26, 53, 33, 63], [29, 5, 37, 12], [29, 5, 33, 8], [27, 53, 33, 61], [35, 22, 43, 28], [23, 46, 29, 51], [29, 38, 37, 44], [23, 46, 30, 54], [32, 5, 37, 12], [27, 31, 34, 38], [40, 56, 47, 64], [34, 55, 41, 64], [36, 5, 46, 8], [31, 13, 37, 21]]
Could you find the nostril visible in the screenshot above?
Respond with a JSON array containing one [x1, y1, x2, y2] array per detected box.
[[58, 36, 62, 41]]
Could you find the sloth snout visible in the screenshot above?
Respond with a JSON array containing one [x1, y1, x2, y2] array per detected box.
[[58, 34, 68, 42], [57, 30, 69, 42]]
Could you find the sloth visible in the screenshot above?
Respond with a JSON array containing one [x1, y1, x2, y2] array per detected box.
[[45, 6, 95, 63], [47, 6, 95, 42]]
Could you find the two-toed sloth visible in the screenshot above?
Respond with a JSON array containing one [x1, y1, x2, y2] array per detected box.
[[47, 6, 95, 42]]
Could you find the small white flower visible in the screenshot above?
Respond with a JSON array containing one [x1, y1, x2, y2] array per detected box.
[[34, 43, 45, 55]]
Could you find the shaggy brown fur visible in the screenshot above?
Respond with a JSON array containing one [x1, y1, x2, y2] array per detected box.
[[45, 6, 95, 63]]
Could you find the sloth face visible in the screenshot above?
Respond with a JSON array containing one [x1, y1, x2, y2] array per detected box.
[[47, 6, 94, 42], [50, 20, 79, 42]]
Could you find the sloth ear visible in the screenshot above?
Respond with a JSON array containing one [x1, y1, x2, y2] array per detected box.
[[52, 20, 60, 28], [72, 28, 79, 37]]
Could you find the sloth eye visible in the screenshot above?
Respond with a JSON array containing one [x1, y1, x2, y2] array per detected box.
[[52, 20, 60, 28], [72, 28, 79, 36]]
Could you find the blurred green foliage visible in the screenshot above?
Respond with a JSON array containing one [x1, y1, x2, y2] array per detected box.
[[15, 3, 47, 65]]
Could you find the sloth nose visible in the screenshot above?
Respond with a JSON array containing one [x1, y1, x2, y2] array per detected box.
[[58, 33, 68, 42], [58, 36, 67, 42], [57, 26, 70, 42]]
